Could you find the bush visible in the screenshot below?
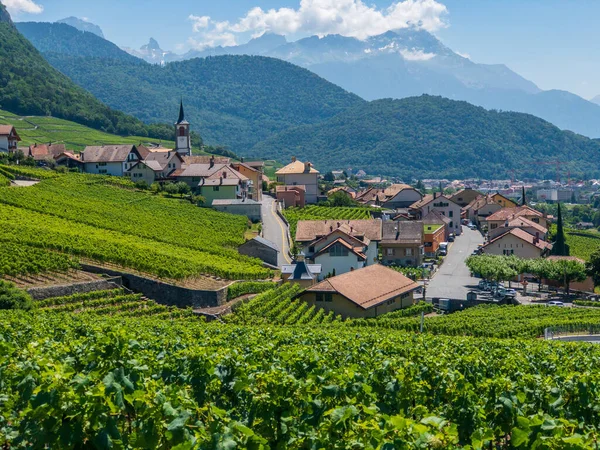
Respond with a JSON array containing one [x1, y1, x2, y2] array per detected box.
[[135, 180, 149, 190], [0, 281, 33, 310]]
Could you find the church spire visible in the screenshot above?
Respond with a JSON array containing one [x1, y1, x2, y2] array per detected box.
[[177, 99, 185, 124]]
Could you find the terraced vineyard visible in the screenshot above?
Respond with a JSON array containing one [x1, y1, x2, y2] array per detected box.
[[0, 109, 173, 151], [35, 288, 196, 319], [283, 205, 373, 239], [4, 312, 600, 448], [0, 241, 79, 277], [0, 171, 270, 280]]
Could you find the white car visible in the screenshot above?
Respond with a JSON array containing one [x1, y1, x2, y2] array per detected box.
[[547, 301, 565, 307]]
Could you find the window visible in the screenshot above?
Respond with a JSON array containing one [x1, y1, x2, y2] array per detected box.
[[98, 162, 107, 167], [330, 244, 349, 257], [179, 127, 186, 137], [325, 293, 333, 302], [450, 222, 453, 228], [405, 248, 413, 256], [401, 292, 410, 300], [386, 248, 395, 256], [213, 186, 220, 192], [503, 249, 514, 256], [316, 293, 324, 302], [99, 169, 107, 174], [449, 211, 453, 218], [386, 298, 395, 305], [490, 224, 497, 229], [308, 246, 315, 253]]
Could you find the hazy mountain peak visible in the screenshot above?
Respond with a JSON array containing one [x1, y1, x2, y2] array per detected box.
[[57, 17, 104, 38], [142, 37, 161, 52]]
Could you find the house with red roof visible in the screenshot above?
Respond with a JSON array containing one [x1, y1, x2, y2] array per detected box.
[[0, 125, 20, 153]]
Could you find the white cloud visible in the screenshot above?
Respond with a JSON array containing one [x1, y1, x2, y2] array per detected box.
[[189, 0, 448, 49], [3, 0, 43, 14], [399, 48, 436, 61]]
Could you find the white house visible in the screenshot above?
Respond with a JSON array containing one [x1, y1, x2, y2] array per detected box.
[[295, 220, 382, 280], [0, 125, 20, 153], [125, 150, 184, 185], [409, 193, 462, 235], [276, 157, 319, 204], [481, 228, 552, 258], [81, 145, 143, 176]]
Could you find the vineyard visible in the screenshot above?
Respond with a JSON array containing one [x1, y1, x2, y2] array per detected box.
[[283, 205, 373, 239], [0, 172, 271, 280], [35, 288, 196, 319], [3, 312, 600, 448], [565, 228, 600, 261], [0, 108, 173, 151], [0, 241, 79, 277]]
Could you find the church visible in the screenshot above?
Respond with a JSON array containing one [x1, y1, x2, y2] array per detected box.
[[174, 100, 191, 157]]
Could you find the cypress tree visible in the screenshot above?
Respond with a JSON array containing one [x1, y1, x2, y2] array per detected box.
[[552, 203, 570, 256], [521, 186, 526, 206], [439, 181, 444, 196]]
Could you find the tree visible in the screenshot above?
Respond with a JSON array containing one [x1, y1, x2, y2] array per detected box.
[[571, 191, 577, 204], [551, 203, 570, 256], [587, 248, 600, 287], [0, 281, 32, 310], [163, 183, 179, 196], [548, 259, 587, 295], [521, 186, 526, 206], [324, 171, 335, 182], [415, 180, 425, 192], [176, 181, 191, 196], [323, 191, 357, 207]]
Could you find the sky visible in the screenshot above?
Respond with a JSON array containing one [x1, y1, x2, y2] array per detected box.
[[5, 0, 600, 100]]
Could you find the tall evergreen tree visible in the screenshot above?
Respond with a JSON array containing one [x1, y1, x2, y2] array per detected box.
[[439, 181, 444, 196], [551, 203, 570, 256], [521, 186, 526, 206]]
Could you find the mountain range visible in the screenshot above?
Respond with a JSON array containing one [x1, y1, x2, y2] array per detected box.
[[56, 16, 104, 38], [123, 38, 180, 65], [176, 29, 600, 138], [8, 12, 600, 180], [17, 21, 363, 151]]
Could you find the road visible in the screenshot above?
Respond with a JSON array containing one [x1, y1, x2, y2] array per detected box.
[[426, 227, 484, 300], [261, 195, 292, 267]]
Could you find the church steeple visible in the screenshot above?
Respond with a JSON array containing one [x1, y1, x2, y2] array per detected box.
[[175, 99, 191, 156], [177, 99, 185, 124]]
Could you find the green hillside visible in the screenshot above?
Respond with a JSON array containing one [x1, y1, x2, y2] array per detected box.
[[17, 22, 364, 152], [0, 5, 172, 140], [251, 95, 600, 180], [0, 109, 173, 151]]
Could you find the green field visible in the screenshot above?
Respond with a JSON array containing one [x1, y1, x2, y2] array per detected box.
[[0, 109, 173, 152], [0, 170, 270, 280]]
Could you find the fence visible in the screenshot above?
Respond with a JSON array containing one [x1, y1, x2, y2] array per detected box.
[[544, 325, 600, 340]]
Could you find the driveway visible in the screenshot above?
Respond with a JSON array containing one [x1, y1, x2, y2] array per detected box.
[[426, 227, 484, 300], [261, 195, 292, 267]]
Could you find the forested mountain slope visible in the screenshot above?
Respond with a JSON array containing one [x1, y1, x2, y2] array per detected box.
[[251, 95, 600, 180], [18, 21, 364, 152], [0, 5, 171, 139]]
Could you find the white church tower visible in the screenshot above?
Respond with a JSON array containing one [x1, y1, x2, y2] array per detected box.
[[175, 100, 191, 157]]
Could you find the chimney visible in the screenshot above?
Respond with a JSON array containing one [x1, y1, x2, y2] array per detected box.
[[210, 156, 215, 168], [330, 226, 333, 232], [292, 156, 296, 162], [337, 222, 341, 228]]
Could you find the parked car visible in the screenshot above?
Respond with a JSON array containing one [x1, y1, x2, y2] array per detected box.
[[439, 249, 447, 256], [503, 288, 517, 298], [448, 234, 455, 242], [478, 280, 489, 290], [547, 301, 565, 307]]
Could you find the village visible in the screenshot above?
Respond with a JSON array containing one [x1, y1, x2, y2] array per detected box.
[[2, 101, 597, 322]]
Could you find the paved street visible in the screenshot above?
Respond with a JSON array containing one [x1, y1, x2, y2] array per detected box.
[[426, 227, 484, 300], [261, 195, 292, 267]]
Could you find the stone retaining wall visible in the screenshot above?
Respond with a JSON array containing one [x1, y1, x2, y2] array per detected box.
[[28, 277, 123, 300], [80, 264, 228, 308]]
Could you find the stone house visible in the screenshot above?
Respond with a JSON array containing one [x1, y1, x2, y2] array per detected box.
[[238, 236, 278, 267], [380, 221, 424, 267]]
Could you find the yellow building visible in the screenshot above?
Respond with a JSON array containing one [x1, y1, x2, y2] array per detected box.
[[491, 193, 517, 208]]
